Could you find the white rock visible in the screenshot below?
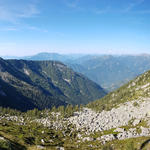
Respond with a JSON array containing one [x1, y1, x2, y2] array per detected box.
[[0, 136, 6, 141], [133, 119, 141, 126], [114, 128, 125, 133], [41, 139, 45, 143]]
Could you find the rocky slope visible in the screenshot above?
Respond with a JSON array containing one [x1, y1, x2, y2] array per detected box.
[[69, 101, 150, 144], [68, 69, 150, 144], [0, 58, 106, 111]]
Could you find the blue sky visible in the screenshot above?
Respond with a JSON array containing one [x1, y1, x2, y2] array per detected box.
[[0, 0, 150, 56]]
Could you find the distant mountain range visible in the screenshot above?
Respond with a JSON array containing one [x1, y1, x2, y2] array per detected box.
[[3, 53, 150, 91], [0, 58, 106, 111], [69, 54, 150, 91], [2, 52, 85, 62], [87, 63, 150, 112]]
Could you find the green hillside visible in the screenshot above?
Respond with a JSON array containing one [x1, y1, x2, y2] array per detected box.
[[0, 58, 106, 111], [87, 69, 150, 112]]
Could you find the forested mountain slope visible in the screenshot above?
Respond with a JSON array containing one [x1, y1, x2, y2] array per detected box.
[[0, 58, 106, 111], [4, 53, 150, 92]]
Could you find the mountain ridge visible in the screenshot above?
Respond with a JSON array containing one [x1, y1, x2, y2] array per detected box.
[[4, 52, 150, 92], [0, 58, 106, 111]]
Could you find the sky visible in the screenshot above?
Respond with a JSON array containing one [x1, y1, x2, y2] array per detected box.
[[0, 0, 150, 56]]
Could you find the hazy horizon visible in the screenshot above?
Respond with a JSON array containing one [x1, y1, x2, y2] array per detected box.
[[1, 51, 150, 58]]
